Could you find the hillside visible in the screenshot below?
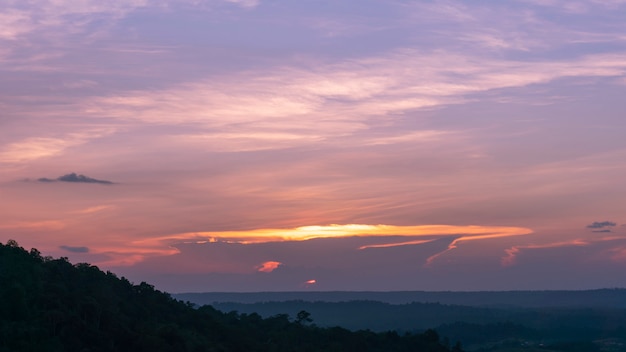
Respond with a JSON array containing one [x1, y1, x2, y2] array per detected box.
[[0, 240, 457, 352], [174, 298, 626, 351]]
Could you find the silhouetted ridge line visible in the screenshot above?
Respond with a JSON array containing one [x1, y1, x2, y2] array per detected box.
[[0, 240, 458, 352]]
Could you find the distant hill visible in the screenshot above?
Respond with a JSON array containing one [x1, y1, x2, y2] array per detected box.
[[0, 240, 457, 352], [210, 300, 501, 331], [174, 289, 626, 308], [176, 291, 626, 351]]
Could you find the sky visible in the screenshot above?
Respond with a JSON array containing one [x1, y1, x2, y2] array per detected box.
[[1, 0, 626, 293]]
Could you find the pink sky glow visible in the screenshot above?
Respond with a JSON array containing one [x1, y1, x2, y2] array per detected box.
[[1, 0, 625, 292]]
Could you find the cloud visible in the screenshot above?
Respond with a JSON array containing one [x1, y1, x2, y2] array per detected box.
[[69, 224, 531, 269], [37, 173, 114, 184], [59, 245, 90, 253], [517, 0, 591, 13], [502, 239, 589, 267], [0, 10, 34, 40], [161, 224, 532, 245], [63, 79, 98, 89], [225, 0, 260, 8], [256, 261, 282, 273], [72, 205, 116, 214], [101, 224, 532, 268], [57, 173, 114, 184], [519, 0, 626, 12], [587, 221, 617, 229], [0, 137, 83, 164], [0, 0, 258, 42], [0, 220, 65, 230], [359, 239, 436, 250], [0, 129, 115, 165], [502, 235, 626, 267], [85, 52, 626, 135]]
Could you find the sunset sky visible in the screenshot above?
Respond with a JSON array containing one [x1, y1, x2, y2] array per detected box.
[[1, 0, 625, 292]]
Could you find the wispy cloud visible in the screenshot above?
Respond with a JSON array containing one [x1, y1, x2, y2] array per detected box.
[[0, 129, 114, 165], [501, 239, 589, 267], [608, 245, 626, 262], [161, 224, 532, 245], [425, 229, 537, 267], [59, 245, 89, 253], [520, 0, 626, 12], [66, 224, 531, 268], [0, 137, 82, 164], [502, 234, 626, 267], [225, 0, 260, 8], [1, 0, 260, 42], [0, 220, 65, 230], [72, 205, 116, 214], [0, 10, 34, 40], [359, 239, 435, 250], [68, 50, 626, 154]]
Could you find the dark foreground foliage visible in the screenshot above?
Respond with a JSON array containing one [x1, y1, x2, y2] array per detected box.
[[0, 240, 459, 352]]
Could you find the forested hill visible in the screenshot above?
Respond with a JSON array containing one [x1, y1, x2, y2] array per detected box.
[[0, 240, 459, 352]]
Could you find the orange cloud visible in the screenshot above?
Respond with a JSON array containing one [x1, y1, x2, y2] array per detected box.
[[359, 239, 435, 250], [424, 230, 535, 266], [501, 239, 590, 267], [65, 224, 531, 268], [256, 261, 282, 273], [167, 224, 532, 245]]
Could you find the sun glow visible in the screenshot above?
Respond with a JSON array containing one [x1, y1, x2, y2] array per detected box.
[[167, 224, 532, 245], [76, 224, 533, 267]]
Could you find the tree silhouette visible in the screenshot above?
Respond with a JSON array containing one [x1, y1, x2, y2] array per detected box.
[[0, 240, 460, 352], [296, 310, 313, 325]]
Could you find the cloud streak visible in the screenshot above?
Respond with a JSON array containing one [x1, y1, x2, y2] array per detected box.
[[59, 224, 531, 268], [72, 205, 115, 214], [81, 51, 626, 138], [587, 221, 617, 229], [164, 224, 532, 245], [38, 173, 114, 184], [0, 129, 115, 165], [59, 245, 89, 253], [0, 220, 65, 231], [501, 239, 590, 267]]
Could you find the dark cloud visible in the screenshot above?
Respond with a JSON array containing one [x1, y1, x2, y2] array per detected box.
[[586, 221, 617, 229], [592, 230, 612, 233], [37, 173, 114, 184], [36, 177, 56, 182], [59, 245, 90, 253]]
